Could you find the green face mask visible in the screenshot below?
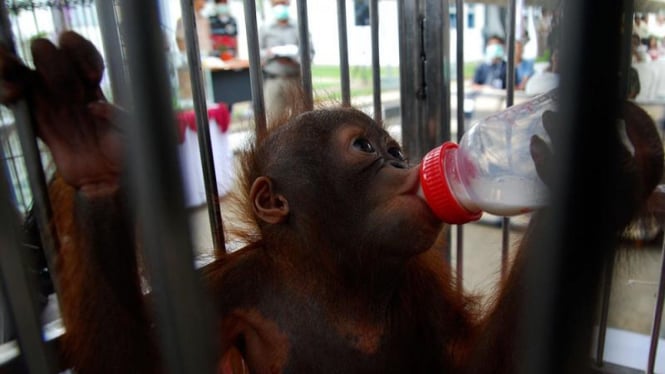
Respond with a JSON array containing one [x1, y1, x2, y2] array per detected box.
[[216, 4, 230, 15], [272, 4, 290, 21]]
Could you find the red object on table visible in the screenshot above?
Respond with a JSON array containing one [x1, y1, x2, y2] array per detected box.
[[176, 103, 231, 144]]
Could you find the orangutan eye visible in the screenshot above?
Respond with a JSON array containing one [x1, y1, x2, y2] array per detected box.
[[388, 146, 406, 161], [353, 138, 375, 153]]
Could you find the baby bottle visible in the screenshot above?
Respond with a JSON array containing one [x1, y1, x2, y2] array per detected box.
[[419, 89, 558, 224]]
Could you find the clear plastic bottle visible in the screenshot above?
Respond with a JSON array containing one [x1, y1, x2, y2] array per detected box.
[[419, 89, 558, 224]]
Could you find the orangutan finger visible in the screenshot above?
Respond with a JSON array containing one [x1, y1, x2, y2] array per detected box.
[[59, 31, 105, 90], [31, 37, 83, 102], [530, 134, 553, 187]]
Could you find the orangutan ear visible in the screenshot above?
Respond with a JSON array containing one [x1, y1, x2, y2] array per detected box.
[[249, 176, 289, 224]]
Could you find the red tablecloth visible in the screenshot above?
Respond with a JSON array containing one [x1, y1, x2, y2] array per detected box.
[[175, 102, 235, 207], [176, 103, 230, 144]]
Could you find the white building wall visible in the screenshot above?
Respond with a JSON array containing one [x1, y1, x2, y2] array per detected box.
[[163, 0, 488, 66]]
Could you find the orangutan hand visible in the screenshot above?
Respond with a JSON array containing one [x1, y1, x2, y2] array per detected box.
[[0, 31, 127, 198], [530, 110, 559, 187]]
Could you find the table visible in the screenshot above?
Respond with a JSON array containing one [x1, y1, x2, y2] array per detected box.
[[203, 58, 252, 106], [176, 103, 235, 207]]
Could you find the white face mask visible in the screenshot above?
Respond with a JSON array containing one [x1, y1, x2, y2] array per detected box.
[[272, 4, 290, 21]]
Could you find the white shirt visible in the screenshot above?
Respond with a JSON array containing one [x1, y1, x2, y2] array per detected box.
[[176, 11, 212, 56]]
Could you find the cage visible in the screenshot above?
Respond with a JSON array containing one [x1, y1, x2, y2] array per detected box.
[[0, 0, 663, 373]]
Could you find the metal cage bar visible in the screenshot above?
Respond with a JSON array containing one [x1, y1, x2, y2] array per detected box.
[[178, 0, 226, 255], [454, 0, 465, 286], [296, 0, 313, 111], [0, 0, 62, 318], [336, 0, 351, 106], [243, 0, 267, 136], [500, 0, 517, 280], [94, 0, 129, 107], [647, 241, 665, 373], [398, 0, 424, 160], [0, 1, 662, 372], [594, 250, 615, 366], [519, 0, 626, 372], [0, 149, 56, 373], [116, 1, 218, 372], [370, 0, 381, 121]]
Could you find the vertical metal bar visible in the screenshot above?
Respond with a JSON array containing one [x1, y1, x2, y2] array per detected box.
[[94, 0, 129, 107], [243, 0, 267, 137], [424, 0, 449, 146], [30, 5, 41, 34], [399, 0, 448, 161], [1, 124, 29, 213], [336, 0, 351, 106], [82, 1, 92, 28], [370, 0, 381, 121], [79, 2, 89, 30], [11, 13, 28, 61], [595, 251, 615, 366], [454, 0, 465, 286], [500, 0, 517, 280], [454, 1, 464, 143], [520, 0, 625, 372], [618, 0, 635, 103], [117, 1, 218, 372], [0, 148, 56, 374], [597, 3, 637, 368], [398, 0, 424, 159], [455, 223, 463, 290], [500, 217, 509, 278], [51, 0, 68, 36], [0, 0, 61, 306], [178, 0, 226, 255], [505, 0, 516, 107], [296, 0, 313, 111], [424, 0, 450, 262], [67, 4, 77, 34], [647, 240, 665, 373]]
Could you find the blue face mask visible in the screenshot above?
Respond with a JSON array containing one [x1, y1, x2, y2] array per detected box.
[[273, 4, 290, 21]]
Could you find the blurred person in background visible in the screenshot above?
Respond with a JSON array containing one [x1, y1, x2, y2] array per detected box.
[[634, 13, 650, 45], [209, 0, 238, 61], [175, 0, 212, 56], [472, 35, 523, 90], [259, 0, 314, 120], [525, 47, 559, 96], [174, 0, 213, 101], [515, 37, 535, 90]]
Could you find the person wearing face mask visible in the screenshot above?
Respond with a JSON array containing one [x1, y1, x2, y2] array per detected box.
[[175, 0, 213, 101], [472, 35, 522, 90], [209, 0, 238, 61], [259, 0, 315, 119], [175, 0, 212, 56]]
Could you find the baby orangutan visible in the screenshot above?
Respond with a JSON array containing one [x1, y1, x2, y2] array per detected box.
[[1, 31, 662, 373]]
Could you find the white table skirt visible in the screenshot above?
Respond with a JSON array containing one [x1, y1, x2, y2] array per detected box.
[[178, 119, 235, 207]]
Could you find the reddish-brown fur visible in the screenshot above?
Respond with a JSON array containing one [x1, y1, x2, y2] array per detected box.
[[48, 177, 161, 373], [1, 32, 662, 373]]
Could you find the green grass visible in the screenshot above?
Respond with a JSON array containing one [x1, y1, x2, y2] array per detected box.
[[310, 63, 478, 98]]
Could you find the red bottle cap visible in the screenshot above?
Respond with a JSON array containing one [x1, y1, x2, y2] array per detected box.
[[419, 142, 482, 224]]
